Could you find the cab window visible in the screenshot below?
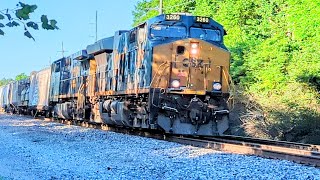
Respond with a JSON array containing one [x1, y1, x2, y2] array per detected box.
[[150, 24, 187, 39], [190, 27, 221, 42]]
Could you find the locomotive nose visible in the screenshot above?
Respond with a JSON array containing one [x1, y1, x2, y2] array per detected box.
[[169, 39, 202, 90], [151, 38, 230, 94]]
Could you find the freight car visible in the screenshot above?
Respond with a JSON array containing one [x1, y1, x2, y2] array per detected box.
[[0, 14, 231, 136]]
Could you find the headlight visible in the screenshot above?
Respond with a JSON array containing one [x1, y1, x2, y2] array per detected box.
[[190, 42, 199, 55], [191, 43, 198, 49], [213, 82, 222, 91], [190, 49, 198, 55], [171, 79, 180, 88]]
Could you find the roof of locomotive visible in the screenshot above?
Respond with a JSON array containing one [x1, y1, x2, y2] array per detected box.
[[145, 14, 225, 33], [86, 36, 115, 55]]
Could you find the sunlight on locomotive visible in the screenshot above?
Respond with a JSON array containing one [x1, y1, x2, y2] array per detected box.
[[190, 42, 199, 55], [190, 48, 198, 55], [191, 43, 198, 49]]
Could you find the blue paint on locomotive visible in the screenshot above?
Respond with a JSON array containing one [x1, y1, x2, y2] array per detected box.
[[50, 57, 65, 102], [49, 49, 91, 101], [145, 14, 227, 49], [87, 37, 114, 54]]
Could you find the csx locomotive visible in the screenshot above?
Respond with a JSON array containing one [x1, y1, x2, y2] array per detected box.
[[0, 14, 231, 136]]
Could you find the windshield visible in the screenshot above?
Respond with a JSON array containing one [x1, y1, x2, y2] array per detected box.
[[150, 24, 187, 39], [190, 27, 221, 42]]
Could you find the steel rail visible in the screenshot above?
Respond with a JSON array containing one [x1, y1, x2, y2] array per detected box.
[[215, 135, 320, 151], [164, 136, 320, 167]]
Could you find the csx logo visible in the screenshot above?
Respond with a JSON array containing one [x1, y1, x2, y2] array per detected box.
[[183, 58, 204, 68]]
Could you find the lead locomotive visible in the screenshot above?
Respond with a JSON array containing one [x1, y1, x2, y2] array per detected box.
[[0, 14, 231, 136]]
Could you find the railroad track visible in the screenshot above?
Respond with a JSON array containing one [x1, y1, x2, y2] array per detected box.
[[4, 113, 320, 167], [165, 136, 320, 167], [51, 117, 320, 167]]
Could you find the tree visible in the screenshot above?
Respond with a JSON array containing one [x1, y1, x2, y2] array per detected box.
[[133, 0, 320, 143], [0, 73, 28, 86], [0, 2, 59, 40], [15, 73, 28, 81], [0, 78, 13, 86], [132, 0, 195, 26]]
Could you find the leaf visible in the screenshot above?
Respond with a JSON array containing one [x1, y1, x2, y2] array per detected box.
[[11, 21, 20, 27], [0, 14, 4, 20], [49, 19, 59, 29], [6, 22, 13, 27], [50, 20, 57, 26], [4, 21, 19, 27], [15, 3, 37, 20], [5, 13, 11, 20], [42, 23, 54, 30], [29, 5, 38, 12], [15, 9, 29, 20], [41, 15, 48, 24], [0, 29, 4, 36], [26, 21, 39, 30], [24, 31, 35, 41], [19, 2, 26, 7], [0, 23, 4, 28], [41, 16, 58, 30], [19, 2, 37, 12]]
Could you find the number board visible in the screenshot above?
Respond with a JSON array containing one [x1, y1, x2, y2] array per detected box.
[[195, 16, 210, 24], [165, 14, 181, 21]]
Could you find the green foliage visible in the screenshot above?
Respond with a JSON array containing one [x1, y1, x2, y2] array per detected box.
[[0, 2, 59, 40], [0, 73, 28, 87], [26, 22, 38, 30], [132, 0, 194, 26], [133, 0, 320, 142], [15, 73, 28, 81], [15, 2, 37, 20], [0, 78, 13, 86], [41, 15, 59, 30]]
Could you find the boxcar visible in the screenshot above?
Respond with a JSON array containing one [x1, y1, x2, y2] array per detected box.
[[28, 68, 52, 116]]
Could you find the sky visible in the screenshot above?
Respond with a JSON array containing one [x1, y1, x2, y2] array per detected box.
[[0, 0, 139, 79]]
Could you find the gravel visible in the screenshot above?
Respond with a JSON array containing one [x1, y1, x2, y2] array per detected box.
[[0, 113, 319, 180]]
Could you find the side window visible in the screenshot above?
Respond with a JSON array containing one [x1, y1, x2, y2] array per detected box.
[[177, 46, 185, 55], [129, 30, 137, 43], [138, 24, 146, 43], [55, 62, 61, 72]]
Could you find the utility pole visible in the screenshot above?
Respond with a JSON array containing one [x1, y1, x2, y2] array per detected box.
[[159, 0, 163, 15], [89, 10, 98, 42], [61, 42, 65, 57], [89, 11, 98, 43], [57, 42, 68, 57]]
